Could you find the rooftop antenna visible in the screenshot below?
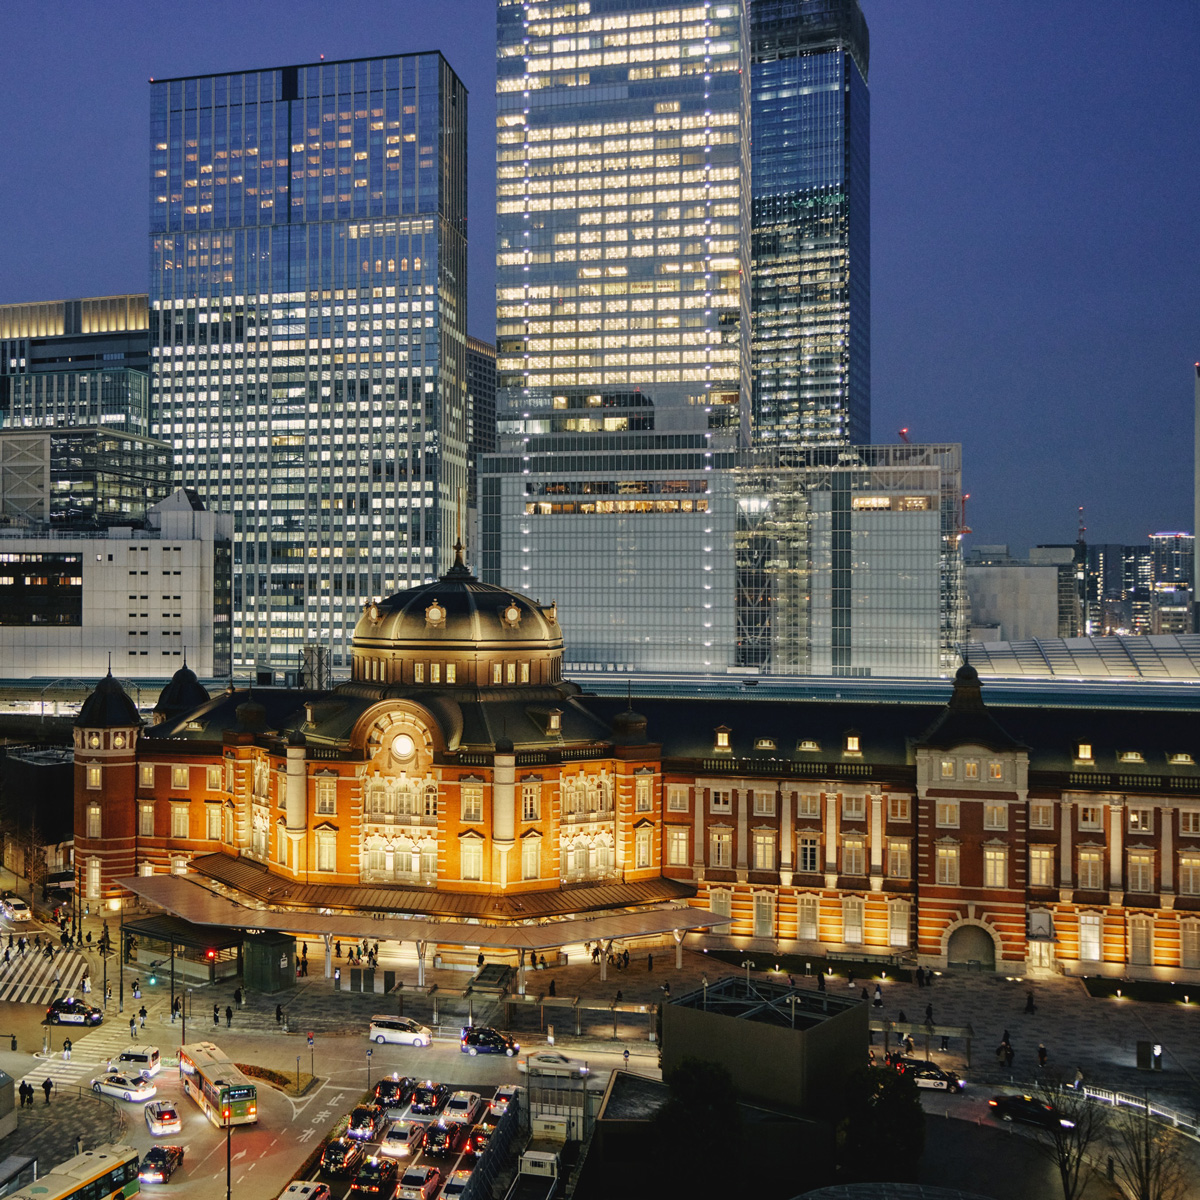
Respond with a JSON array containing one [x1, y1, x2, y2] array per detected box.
[[627, 681, 633, 711]]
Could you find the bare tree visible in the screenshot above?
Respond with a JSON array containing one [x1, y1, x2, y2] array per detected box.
[[1028, 1080, 1110, 1200], [1107, 1100, 1189, 1200]]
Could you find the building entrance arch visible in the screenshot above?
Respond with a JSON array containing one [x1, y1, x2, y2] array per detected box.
[[945, 921, 998, 970]]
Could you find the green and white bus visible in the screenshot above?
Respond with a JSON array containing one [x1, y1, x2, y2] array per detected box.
[[179, 1041, 258, 1127]]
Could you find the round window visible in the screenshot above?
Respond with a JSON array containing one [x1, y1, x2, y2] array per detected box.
[[392, 733, 416, 761]]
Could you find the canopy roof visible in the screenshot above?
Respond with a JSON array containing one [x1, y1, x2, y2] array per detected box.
[[116, 874, 730, 952]]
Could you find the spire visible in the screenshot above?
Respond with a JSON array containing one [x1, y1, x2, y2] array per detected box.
[[107, 652, 112, 677]]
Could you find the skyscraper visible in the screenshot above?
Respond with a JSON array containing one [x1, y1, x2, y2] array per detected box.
[[751, 0, 870, 447], [149, 55, 468, 679], [485, 0, 751, 670]]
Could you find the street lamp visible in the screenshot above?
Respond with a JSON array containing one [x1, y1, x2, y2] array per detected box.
[[741, 959, 755, 991], [224, 1107, 232, 1200]]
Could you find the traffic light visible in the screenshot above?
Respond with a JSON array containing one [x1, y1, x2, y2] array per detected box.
[[148, 971, 157, 986], [206, 949, 217, 961]]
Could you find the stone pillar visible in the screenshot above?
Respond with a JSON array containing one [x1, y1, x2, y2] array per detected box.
[[673, 928, 684, 969], [736, 788, 748, 881], [323, 933, 333, 979], [1161, 806, 1174, 895], [692, 786, 705, 881], [824, 791, 838, 887], [415, 940, 427, 987], [1109, 801, 1124, 893], [1059, 798, 1073, 888], [779, 788, 794, 887], [493, 746, 515, 888], [869, 793, 883, 887]]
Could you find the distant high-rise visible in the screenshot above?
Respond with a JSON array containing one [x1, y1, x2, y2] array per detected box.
[[466, 336, 496, 510], [149, 55, 468, 679], [750, 0, 870, 447]]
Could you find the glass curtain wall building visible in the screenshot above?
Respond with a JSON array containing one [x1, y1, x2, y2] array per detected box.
[[485, 0, 751, 672], [736, 444, 965, 676], [751, 0, 869, 447], [149, 55, 468, 678]]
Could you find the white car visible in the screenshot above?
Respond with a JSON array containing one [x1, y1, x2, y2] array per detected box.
[[517, 1051, 589, 1077], [399, 1165, 440, 1200], [490, 1085, 519, 1115], [440, 1169, 473, 1200], [380, 1119, 427, 1158], [92, 1072, 156, 1102], [369, 1015, 434, 1047], [276, 1184, 331, 1200], [3, 898, 31, 921], [144, 1099, 182, 1135], [443, 1090, 483, 1124]]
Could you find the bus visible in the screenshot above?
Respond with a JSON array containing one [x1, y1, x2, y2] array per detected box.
[[6, 1144, 139, 1200], [179, 1041, 258, 1127]]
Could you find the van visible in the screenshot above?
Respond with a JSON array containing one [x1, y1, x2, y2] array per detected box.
[[117, 1045, 161, 1077], [369, 1015, 432, 1047]]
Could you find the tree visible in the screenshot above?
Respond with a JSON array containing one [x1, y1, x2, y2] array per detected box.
[[1107, 1100, 1189, 1200], [837, 1065, 925, 1182], [1028, 1080, 1109, 1200]]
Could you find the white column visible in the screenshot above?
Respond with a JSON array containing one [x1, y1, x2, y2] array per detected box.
[[736, 788, 748, 876], [824, 792, 838, 882], [673, 928, 684, 969], [1161, 806, 1174, 893], [1059, 799, 1073, 888], [870, 794, 883, 872], [493, 748, 515, 888], [692, 787, 705, 880], [1109, 802, 1124, 891], [780, 788, 794, 887], [415, 940, 427, 987]]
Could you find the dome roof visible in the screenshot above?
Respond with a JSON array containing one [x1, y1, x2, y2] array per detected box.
[[76, 671, 141, 729], [153, 661, 210, 720], [235, 693, 269, 732], [352, 544, 562, 654]]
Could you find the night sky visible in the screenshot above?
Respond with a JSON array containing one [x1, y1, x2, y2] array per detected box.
[[2, 2, 1197, 553]]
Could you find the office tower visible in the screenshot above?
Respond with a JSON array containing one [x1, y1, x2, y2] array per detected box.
[[1149, 531, 1194, 634], [751, 0, 870, 447], [466, 335, 496, 517], [736, 444, 964, 677], [0, 295, 150, 435], [149, 55, 468, 679], [486, 0, 751, 669]]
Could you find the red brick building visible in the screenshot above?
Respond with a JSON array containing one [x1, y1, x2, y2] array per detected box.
[[74, 553, 1200, 980]]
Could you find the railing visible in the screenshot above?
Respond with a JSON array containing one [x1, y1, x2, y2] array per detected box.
[[1004, 1081, 1200, 1143]]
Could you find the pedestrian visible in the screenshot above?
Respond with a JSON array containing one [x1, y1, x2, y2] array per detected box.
[[42, 1079, 52, 1105], [132, 980, 140, 1000], [622, 949, 629, 969], [477, 952, 484, 969], [86, 930, 92, 946], [847, 969, 855, 989], [925, 1003, 933, 1025], [213, 1003, 220, 1026], [925, 968, 933, 988], [1002, 1029, 1010, 1045], [139, 1005, 147, 1028], [106, 985, 112, 1004], [129, 1017, 137, 1040], [275, 1004, 283, 1025], [301, 958, 308, 977], [335, 940, 341, 958], [873, 984, 883, 1009], [62, 1037, 72, 1062], [2, 949, 8, 967], [788, 974, 795, 988], [647, 952, 653, 972], [615, 989, 623, 1002], [1038, 1043, 1048, 1068], [817, 971, 826, 993], [53, 967, 60, 986], [861, 986, 869, 1002], [82, 975, 91, 995], [302, 942, 308, 960], [1004, 1044, 1015, 1070], [592, 945, 600, 964], [548, 979, 556, 997], [18, 1082, 27, 1108], [623, 1049, 630, 1069], [1073, 1068, 1084, 1091], [1024, 990, 1036, 1015], [916, 967, 925, 989], [940, 1034, 950, 1051], [233, 987, 241, 1007], [904, 1034, 915, 1055], [898, 1010, 907, 1023], [226, 1005, 233, 1028], [540, 954, 548, 970]]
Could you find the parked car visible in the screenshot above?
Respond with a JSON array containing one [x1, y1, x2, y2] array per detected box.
[[440, 1169, 473, 1200], [459, 1026, 519, 1057], [47, 996, 103, 1025], [489, 1085, 519, 1115], [138, 1145, 184, 1184], [465, 1125, 491, 1156], [409, 1081, 451, 1116], [398, 1165, 441, 1200], [2, 897, 31, 922], [348, 1103, 386, 1141], [380, 1119, 427, 1159], [145, 1100, 183, 1135], [443, 1091, 484, 1124], [988, 1093, 1075, 1129], [321, 1137, 366, 1177], [517, 1051, 588, 1077], [92, 1072, 157, 1102], [350, 1156, 400, 1197], [370, 1016, 433, 1047], [374, 1075, 417, 1110], [423, 1122, 467, 1158]]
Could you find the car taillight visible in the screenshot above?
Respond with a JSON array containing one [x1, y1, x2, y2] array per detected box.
[[988, 1099, 998, 1107]]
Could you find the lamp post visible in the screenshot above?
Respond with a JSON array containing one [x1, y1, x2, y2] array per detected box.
[[224, 1109, 232, 1200], [741, 959, 755, 992]]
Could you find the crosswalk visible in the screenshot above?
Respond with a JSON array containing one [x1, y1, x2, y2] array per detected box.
[[20, 1011, 158, 1095], [0, 947, 90, 1004]]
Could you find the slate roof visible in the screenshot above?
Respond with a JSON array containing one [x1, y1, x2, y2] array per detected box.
[[75, 671, 141, 729]]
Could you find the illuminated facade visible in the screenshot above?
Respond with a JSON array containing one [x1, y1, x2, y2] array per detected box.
[[0, 295, 150, 436], [750, 0, 870, 447], [148, 55, 469, 678], [485, 0, 751, 669]]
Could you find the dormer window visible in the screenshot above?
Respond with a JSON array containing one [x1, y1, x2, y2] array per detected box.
[[1170, 753, 1194, 765], [714, 726, 731, 750], [1076, 743, 1093, 762], [755, 738, 776, 751], [1119, 751, 1143, 764], [844, 732, 861, 755], [548, 709, 562, 732], [797, 740, 821, 753]]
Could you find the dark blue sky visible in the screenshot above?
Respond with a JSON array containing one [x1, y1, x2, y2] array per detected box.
[[2, 2, 1197, 552]]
